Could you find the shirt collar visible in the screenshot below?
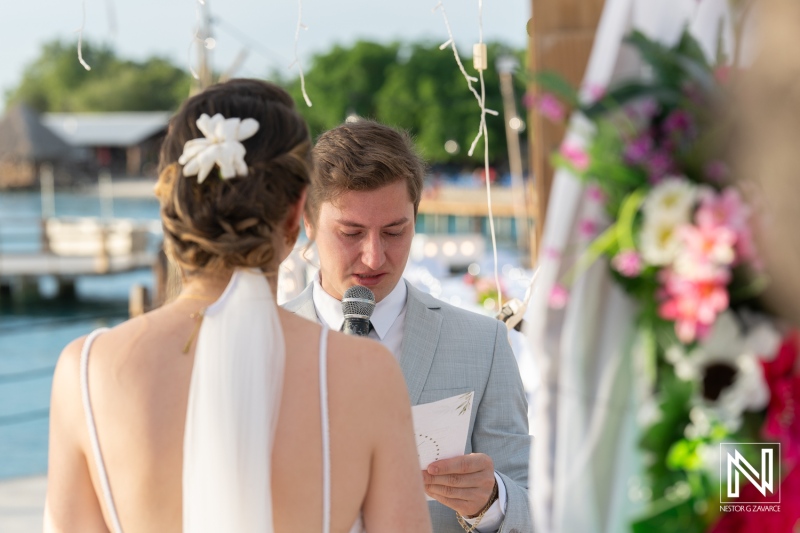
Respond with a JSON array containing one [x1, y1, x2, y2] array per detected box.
[[312, 275, 408, 340]]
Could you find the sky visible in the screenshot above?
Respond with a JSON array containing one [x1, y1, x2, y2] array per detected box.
[[0, 0, 529, 110]]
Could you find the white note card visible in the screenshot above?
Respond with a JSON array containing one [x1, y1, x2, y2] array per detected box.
[[411, 391, 475, 471]]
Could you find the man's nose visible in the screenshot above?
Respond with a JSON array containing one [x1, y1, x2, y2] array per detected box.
[[361, 233, 386, 270]]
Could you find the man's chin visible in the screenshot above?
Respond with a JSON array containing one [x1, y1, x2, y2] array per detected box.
[[347, 274, 395, 302]]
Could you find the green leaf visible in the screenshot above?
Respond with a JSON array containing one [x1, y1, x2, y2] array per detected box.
[[625, 31, 683, 84], [583, 82, 682, 119], [623, 29, 715, 96], [667, 440, 703, 472], [630, 497, 706, 533], [528, 70, 579, 106], [562, 224, 619, 285], [616, 189, 646, 250], [674, 28, 711, 69]]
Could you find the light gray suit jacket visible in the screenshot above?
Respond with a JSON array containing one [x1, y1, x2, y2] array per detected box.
[[284, 280, 532, 533]]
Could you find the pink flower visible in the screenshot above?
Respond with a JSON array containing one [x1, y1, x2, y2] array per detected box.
[[623, 134, 653, 165], [543, 246, 562, 260], [548, 284, 569, 309], [585, 183, 607, 204], [583, 83, 606, 103], [679, 223, 737, 272], [658, 269, 730, 343], [663, 109, 694, 136], [532, 93, 566, 122], [560, 143, 590, 171], [578, 218, 598, 238], [522, 92, 536, 109], [612, 250, 643, 277], [696, 187, 750, 232], [695, 187, 758, 264]]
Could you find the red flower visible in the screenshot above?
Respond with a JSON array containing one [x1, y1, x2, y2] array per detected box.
[[709, 463, 800, 532], [762, 332, 800, 465]]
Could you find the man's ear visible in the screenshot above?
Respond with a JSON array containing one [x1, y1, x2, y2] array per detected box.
[[303, 215, 315, 240]]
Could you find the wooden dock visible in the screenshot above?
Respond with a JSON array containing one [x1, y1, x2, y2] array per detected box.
[[0, 475, 45, 533], [0, 251, 155, 277], [419, 185, 537, 218], [0, 217, 158, 301]]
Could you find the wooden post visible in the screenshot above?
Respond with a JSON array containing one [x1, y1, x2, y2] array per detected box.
[[497, 56, 531, 265], [129, 284, 149, 317], [527, 0, 605, 263], [126, 145, 142, 176]]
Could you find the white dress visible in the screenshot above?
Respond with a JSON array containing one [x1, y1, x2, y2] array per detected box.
[[80, 269, 366, 533]]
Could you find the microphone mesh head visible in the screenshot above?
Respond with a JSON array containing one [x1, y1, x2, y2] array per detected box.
[[342, 285, 376, 318]]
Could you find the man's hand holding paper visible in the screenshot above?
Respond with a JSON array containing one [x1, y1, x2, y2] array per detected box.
[[423, 453, 496, 517]]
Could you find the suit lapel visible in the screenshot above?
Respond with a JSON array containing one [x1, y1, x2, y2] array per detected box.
[[400, 281, 442, 405]]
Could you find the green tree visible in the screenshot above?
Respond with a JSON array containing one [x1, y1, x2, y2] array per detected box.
[[5, 40, 191, 112], [375, 42, 526, 164], [283, 39, 526, 165], [284, 41, 400, 136]]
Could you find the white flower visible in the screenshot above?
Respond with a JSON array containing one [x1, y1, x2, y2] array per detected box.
[[639, 217, 683, 266], [178, 113, 260, 183], [666, 311, 771, 432], [740, 309, 783, 361], [642, 177, 696, 225]]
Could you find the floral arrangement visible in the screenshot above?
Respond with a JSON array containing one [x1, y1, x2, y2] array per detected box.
[[463, 272, 509, 311], [533, 29, 800, 532]]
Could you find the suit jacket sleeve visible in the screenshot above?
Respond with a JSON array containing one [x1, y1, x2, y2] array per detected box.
[[472, 319, 532, 533]]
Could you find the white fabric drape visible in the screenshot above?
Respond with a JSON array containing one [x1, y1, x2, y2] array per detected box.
[[183, 269, 285, 533], [525, 1, 736, 531]]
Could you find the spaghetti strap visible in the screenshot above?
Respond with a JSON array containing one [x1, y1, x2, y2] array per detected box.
[[319, 325, 331, 533], [79, 327, 124, 533]]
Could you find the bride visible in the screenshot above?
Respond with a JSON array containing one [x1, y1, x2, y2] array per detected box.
[[43, 79, 432, 533]]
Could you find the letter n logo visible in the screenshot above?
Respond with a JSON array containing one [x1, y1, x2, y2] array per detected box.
[[720, 443, 781, 504]]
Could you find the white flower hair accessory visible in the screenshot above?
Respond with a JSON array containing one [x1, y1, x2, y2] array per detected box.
[[178, 113, 260, 184]]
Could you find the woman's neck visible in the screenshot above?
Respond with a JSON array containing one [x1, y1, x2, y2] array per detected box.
[[178, 269, 279, 301]]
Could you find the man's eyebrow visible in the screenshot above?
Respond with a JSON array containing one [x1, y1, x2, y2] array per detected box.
[[336, 217, 410, 228]]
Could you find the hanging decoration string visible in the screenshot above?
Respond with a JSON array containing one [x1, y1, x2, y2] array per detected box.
[[187, 1, 205, 80], [76, 0, 91, 71], [105, 0, 118, 39], [289, 0, 313, 107], [433, 0, 502, 310]]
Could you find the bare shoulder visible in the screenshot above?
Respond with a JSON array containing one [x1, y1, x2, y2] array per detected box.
[[328, 330, 398, 372], [49, 334, 92, 449], [326, 331, 409, 405], [276, 309, 409, 405], [52, 335, 88, 393]]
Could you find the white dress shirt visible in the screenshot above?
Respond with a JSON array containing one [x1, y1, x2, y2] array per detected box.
[[310, 275, 507, 532], [311, 274, 407, 359]]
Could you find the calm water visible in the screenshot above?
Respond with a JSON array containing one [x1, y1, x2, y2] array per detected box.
[[0, 190, 160, 479]]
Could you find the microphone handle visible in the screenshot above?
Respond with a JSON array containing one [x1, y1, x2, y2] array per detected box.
[[342, 317, 371, 337]]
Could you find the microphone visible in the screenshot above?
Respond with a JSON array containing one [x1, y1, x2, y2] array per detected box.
[[342, 285, 376, 337]]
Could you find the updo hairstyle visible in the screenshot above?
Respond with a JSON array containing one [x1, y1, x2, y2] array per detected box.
[[155, 79, 311, 275]]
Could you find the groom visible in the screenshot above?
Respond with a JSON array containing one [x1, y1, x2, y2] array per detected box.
[[284, 120, 532, 533]]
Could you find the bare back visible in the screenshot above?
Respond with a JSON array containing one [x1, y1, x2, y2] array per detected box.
[[45, 297, 429, 533]]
